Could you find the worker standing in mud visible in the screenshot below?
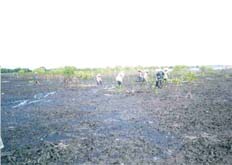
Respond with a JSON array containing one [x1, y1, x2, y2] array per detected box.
[[136, 70, 144, 82], [136, 70, 149, 83], [155, 69, 165, 88], [33, 72, 40, 85], [143, 70, 149, 82], [163, 68, 169, 82], [116, 72, 125, 86], [96, 74, 103, 85]]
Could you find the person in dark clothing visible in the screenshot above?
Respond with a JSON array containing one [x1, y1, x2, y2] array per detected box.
[[155, 70, 165, 88]]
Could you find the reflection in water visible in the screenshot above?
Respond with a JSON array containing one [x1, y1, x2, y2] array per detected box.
[[12, 91, 56, 108]]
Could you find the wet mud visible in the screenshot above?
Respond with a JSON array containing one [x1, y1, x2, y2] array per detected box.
[[1, 72, 232, 164]]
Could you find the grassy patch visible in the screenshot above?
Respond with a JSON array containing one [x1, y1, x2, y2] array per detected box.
[[170, 65, 198, 84]]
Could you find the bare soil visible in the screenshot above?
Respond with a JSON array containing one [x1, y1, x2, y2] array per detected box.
[[1, 71, 232, 164]]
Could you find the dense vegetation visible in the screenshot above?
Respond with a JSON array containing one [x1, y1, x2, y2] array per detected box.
[[1, 65, 219, 84], [1, 68, 32, 74]]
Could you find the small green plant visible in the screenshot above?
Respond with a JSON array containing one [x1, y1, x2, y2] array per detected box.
[[74, 70, 93, 80], [183, 72, 197, 82], [61, 66, 76, 84], [171, 78, 182, 85], [170, 66, 197, 84]]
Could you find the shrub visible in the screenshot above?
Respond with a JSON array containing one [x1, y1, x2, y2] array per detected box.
[[75, 70, 92, 80], [170, 66, 197, 84], [183, 71, 197, 82], [62, 66, 76, 77], [18, 69, 26, 74], [171, 65, 189, 76], [170, 78, 182, 85], [200, 66, 214, 75], [33, 67, 47, 74]]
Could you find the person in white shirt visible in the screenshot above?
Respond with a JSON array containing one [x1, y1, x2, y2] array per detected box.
[[96, 74, 103, 85], [116, 72, 125, 86], [136, 70, 144, 82], [163, 68, 169, 81], [143, 70, 149, 82]]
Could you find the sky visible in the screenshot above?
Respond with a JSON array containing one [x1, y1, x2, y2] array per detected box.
[[0, 0, 232, 69]]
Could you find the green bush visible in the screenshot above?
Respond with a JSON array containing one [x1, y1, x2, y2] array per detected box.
[[170, 78, 182, 85], [200, 66, 214, 75], [1, 68, 31, 73], [33, 67, 46, 74], [170, 66, 197, 84], [18, 69, 26, 74], [75, 70, 92, 80], [171, 65, 189, 76], [1, 68, 14, 73], [183, 71, 197, 82], [63, 66, 76, 77]]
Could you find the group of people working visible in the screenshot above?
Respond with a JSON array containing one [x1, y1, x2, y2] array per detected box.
[[95, 69, 169, 87]]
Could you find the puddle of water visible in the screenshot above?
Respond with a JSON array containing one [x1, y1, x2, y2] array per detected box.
[[104, 86, 116, 92], [34, 93, 44, 99], [104, 94, 113, 97], [12, 99, 51, 108], [12, 100, 28, 108], [11, 91, 56, 108], [2, 80, 10, 83], [12, 100, 26, 104], [28, 99, 44, 104], [103, 85, 116, 90], [44, 91, 56, 98], [28, 99, 51, 105], [12, 98, 52, 109], [34, 91, 56, 99]]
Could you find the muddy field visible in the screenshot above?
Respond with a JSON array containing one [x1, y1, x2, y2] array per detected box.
[[1, 71, 232, 164]]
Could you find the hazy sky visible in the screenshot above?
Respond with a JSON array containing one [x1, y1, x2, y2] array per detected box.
[[1, 0, 231, 69]]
